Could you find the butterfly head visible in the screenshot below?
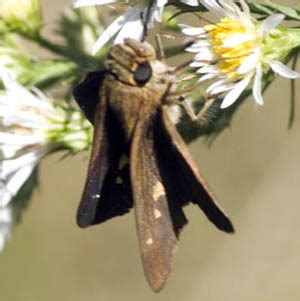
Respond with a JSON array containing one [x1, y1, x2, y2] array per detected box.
[[106, 38, 156, 86]]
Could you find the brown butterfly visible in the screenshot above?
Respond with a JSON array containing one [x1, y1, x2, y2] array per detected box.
[[73, 38, 234, 292]]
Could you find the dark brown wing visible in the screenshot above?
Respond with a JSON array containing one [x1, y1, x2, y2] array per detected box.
[[73, 71, 106, 123], [130, 114, 178, 292], [76, 87, 133, 228], [154, 107, 234, 234]]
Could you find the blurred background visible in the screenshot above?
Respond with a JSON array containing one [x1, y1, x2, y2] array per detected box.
[[1, 0, 300, 300]]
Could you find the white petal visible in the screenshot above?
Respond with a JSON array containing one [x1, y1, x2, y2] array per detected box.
[[198, 65, 219, 74], [74, 0, 116, 8], [0, 106, 48, 128], [199, 73, 217, 82], [223, 33, 255, 48], [1, 145, 23, 159], [113, 9, 144, 45], [239, 0, 250, 16], [190, 61, 207, 68], [0, 190, 12, 211], [218, 0, 239, 15], [180, 0, 198, 6], [200, 0, 227, 18], [0, 165, 36, 207], [0, 66, 17, 91], [2, 114, 47, 129], [207, 79, 228, 94], [253, 64, 264, 105], [157, 0, 168, 6], [211, 83, 233, 95], [187, 40, 210, 50], [194, 48, 213, 61], [0, 207, 12, 223], [152, 0, 167, 22], [1, 150, 44, 178], [221, 75, 252, 108], [91, 10, 128, 54], [237, 49, 260, 74], [0, 219, 11, 252], [180, 24, 206, 36], [0, 70, 49, 109], [270, 61, 300, 79], [0, 132, 44, 146], [259, 14, 284, 37], [203, 0, 239, 19]]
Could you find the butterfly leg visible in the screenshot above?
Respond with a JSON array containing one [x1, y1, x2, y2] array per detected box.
[[179, 96, 217, 123], [155, 34, 165, 61]]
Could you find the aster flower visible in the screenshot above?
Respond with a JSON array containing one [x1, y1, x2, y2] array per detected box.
[[0, 0, 42, 37], [0, 67, 92, 250], [0, 206, 12, 251], [74, 0, 197, 55], [0, 68, 62, 208], [181, 0, 300, 109]]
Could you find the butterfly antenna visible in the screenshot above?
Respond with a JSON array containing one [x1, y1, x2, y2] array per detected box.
[[142, 0, 155, 41]]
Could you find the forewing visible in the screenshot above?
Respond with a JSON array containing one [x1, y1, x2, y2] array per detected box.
[[77, 91, 133, 228], [130, 115, 177, 292], [156, 107, 234, 233], [76, 94, 110, 228], [73, 71, 106, 123]]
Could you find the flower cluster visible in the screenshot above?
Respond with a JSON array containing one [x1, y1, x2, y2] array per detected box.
[[181, 0, 300, 108], [0, 67, 92, 250], [0, 0, 42, 37], [74, 0, 198, 54]]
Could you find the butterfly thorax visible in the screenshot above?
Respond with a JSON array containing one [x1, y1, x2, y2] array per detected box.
[[103, 39, 176, 141]]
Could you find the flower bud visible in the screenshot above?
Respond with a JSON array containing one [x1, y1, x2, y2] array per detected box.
[[0, 0, 42, 37], [263, 26, 300, 64]]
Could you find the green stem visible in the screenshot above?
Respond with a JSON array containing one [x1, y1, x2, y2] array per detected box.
[[25, 34, 102, 71], [288, 54, 299, 129]]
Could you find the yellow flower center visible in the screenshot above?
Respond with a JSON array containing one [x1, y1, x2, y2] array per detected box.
[[205, 18, 260, 79]]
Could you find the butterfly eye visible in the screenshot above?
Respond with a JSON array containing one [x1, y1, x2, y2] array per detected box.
[[134, 62, 152, 85]]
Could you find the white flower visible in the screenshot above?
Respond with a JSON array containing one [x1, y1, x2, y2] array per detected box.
[[181, 0, 198, 6], [181, 0, 300, 108], [0, 67, 65, 208], [74, 0, 197, 54], [74, 0, 166, 54], [0, 206, 12, 251], [0, 67, 93, 251], [0, 67, 64, 251]]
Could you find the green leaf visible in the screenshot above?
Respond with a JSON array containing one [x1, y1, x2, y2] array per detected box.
[[248, 1, 300, 21], [248, 3, 275, 15], [22, 60, 78, 89], [265, 0, 300, 20]]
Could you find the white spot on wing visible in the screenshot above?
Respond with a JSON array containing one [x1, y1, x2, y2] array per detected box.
[[153, 181, 165, 202], [146, 238, 153, 245], [154, 209, 162, 219]]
